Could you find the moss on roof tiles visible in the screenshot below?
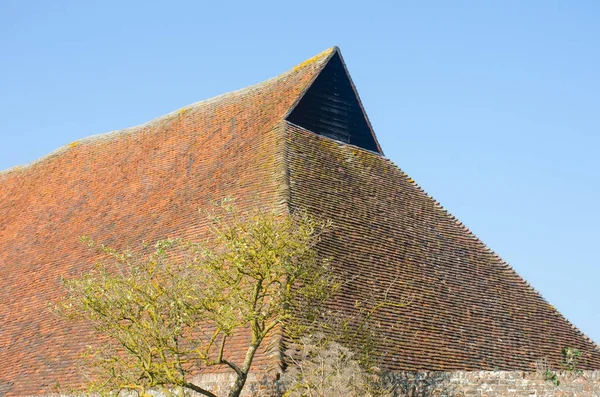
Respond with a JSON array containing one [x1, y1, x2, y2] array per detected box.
[[1, 47, 599, 396]]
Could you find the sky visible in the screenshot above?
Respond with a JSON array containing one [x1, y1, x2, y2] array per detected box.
[[1, 1, 599, 344]]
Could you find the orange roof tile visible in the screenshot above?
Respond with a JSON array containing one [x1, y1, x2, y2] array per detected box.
[[1, 47, 598, 395]]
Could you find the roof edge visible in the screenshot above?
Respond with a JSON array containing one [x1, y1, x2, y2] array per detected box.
[[378, 156, 600, 354], [282, 47, 339, 121], [334, 47, 384, 155]]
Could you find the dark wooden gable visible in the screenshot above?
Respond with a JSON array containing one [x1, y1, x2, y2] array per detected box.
[[286, 52, 381, 153]]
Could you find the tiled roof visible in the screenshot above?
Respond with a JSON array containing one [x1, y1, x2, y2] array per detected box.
[[1, 47, 599, 395], [284, 122, 600, 371], [0, 48, 333, 396]]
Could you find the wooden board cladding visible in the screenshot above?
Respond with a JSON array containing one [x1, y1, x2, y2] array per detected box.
[[286, 53, 380, 153]]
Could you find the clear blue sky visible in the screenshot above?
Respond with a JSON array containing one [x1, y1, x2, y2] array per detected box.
[[1, 1, 599, 344]]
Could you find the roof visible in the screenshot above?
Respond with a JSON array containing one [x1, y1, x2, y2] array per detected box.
[[285, 122, 600, 370], [1, 47, 599, 395]]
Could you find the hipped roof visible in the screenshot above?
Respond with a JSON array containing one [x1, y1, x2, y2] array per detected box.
[[1, 47, 599, 396]]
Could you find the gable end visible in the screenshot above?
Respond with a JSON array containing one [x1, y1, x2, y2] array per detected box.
[[286, 50, 382, 153]]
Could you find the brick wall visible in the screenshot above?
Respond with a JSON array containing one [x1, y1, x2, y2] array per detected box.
[[26, 371, 600, 397], [385, 370, 600, 397], [185, 370, 600, 397]]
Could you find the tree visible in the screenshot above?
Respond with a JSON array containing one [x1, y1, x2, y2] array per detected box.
[[281, 333, 391, 397], [56, 200, 336, 397], [280, 278, 408, 397]]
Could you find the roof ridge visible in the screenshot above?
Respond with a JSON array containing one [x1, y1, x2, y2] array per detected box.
[[0, 47, 337, 178]]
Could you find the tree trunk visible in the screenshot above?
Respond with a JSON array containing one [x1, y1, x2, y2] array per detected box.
[[228, 343, 259, 397], [228, 372, 248, 397]]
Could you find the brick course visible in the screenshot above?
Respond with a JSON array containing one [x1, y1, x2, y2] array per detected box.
[[385, 370, 600, 397]]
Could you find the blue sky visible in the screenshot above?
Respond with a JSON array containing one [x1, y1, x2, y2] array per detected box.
[[1, 1, 599, 344]]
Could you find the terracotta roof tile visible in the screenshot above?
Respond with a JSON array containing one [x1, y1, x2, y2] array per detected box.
[[284, 122, 600, 371], [1, 47, 599, 395], [0, 48, 333, 396]]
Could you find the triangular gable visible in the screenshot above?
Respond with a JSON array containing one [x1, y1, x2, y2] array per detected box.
[[286, 48, 382, 154]]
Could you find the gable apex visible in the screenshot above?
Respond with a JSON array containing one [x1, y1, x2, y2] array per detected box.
[[286, 48, 382, 154]]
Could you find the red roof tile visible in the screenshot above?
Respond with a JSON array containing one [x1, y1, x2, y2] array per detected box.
[[285, 122, 600, 371], [0, 48, 333, 396], [1, 47, 598, 395]]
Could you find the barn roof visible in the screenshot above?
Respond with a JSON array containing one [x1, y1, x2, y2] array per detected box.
[[1, 47, 599, 395]]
